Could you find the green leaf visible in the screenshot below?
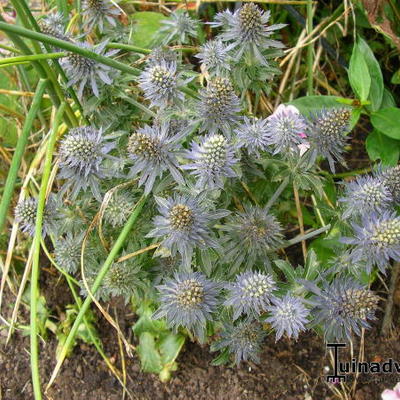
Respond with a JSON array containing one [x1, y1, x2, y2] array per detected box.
[[391, 69, 400, 84], [158, 332, 185, 382], [357, 37, 383, 111], [288, 95, 346, 115], [348, 40, 371, 101], [137, 332, 163, 374], [366, 129, 400, 166], [371, 107, 400, 140], [131, 12, 165, 48]]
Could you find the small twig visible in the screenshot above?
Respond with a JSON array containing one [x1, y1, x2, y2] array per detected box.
[[382, 262, 400, 336]]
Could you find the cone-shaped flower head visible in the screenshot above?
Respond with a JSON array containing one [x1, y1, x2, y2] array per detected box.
[[127, 122, 187, 194], [308, 108, 351, 172], [153, 272, 220, 342], [196, 40, 232, 76], [82, 0, 121, 32], [61, 41, 118, 98], [138, 60, 185, 108], [235, 116, 271, 157], [213, 321, 266, 365], [103, 192, 134, 228], [14, 197, 57, 237], [377, 165, 400, 204], [339, 175, 392, 219], [221, 205, 284, 271], [159, 11, 199, 44], [147, 194, 229, 268], [39, 12, 69, 43], [342, 211, 400, 274], [266, 294, 309, 341], [304, 278, 379, 341], [54, 232, 85, 274], [57, 126, 116, 201], [266, 104, 307, 155], [198, 77, 241, 135], [209, 3, 286, 65], [224, 271, 276, 320], [182, 134, 239, 190]]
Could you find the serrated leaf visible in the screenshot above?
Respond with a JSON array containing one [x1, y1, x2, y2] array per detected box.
[[137, 332, 163, 373], [371, 107, 400, 140], [348, 40, 371, 101]]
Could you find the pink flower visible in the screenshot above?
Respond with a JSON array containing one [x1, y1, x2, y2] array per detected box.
[[382, 383, 400, 400]]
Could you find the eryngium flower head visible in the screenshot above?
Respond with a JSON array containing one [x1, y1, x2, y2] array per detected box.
[[138, 60, 184, 108], [82, 0, 121, 32], [54, 232, 84, 274], [148, 47, 177, 66], [235, 116, 271, 157], [210, 3, 285, 65], [14, 197, 57, 237], [266, 295, 309, 341], [159, 11, 199, 44], [304, 278, 379, 341], [224, 271, 276, 320], [213, 321, 266, 365], [39, 12, 69, 42], [127, 122, 186, 194], [377, 165, 400, 204], [58, 126, 115, 200], [147, 194, 228, 268], [182, 134, 239, 190], [308, 108, 351, 173], [103, 261, 146, 303], [342, 211, 400, 274], [267, 104, 307, 155], [221, 205, 284, 271], [339, 175, 392, 219], [198, 77, 241, 135], [61, 41, 118, 98], [153, 272, 220, 342], [195, 40, 232, 76], [103, 192, 133, 227]]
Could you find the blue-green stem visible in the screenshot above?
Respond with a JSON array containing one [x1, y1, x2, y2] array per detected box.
[[31, 102, 66, 400], [47, 195, 147, 390], [0, 79, 48, 232], [265, 176, 290, 211], [285, 224, 331, 247]]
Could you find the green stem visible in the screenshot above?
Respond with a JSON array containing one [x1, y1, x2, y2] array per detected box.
[[107, 43, 152, 55], [0, 52, 67, 65], [122, 95, 157, 118], [265, 176, 290, 211], [31, 102, 66, 400], [0, 23, 200, 100], [47, 195, 147, 390], [285, 224, 331, 247], [0, 79, 48, 233], [306, 0, 313, 95], [0, 43, 22, 53]]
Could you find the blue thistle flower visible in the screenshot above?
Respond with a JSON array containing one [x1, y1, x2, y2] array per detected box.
[[147, 47, 178, 66], [308, 108, 351, 173], [14, 197, 58, 237], [220, 205, 284, 271], [153, 272, 220, 342], [198, 77, 241, 136], [54, 232, 85, 274], [235, 116, 271, 157], [303, 278, 379, 341], [127, 122, 187, 195], [210, 3, 286, 65], [342, 211, 400, 274], [159, 11, 199, 45], [82, 0, 121, 32], [182, 134, 239, 190], [138, 60, 187, 108], [57, 126, 116, 201], [266, 104, 307, 155], [103, 192, 134, 228], [339, 175, 392, 219], [376, 164, 400, 204], [213, 320, 266, 365], [39, 12, 69, 43], [61, 41, 118, 98], [266, 295, 309, 341], [224, 271, 276, 320], [104, 261, 147, 303], [195, 40, 233, 76], [147, 194, 229, 268]]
